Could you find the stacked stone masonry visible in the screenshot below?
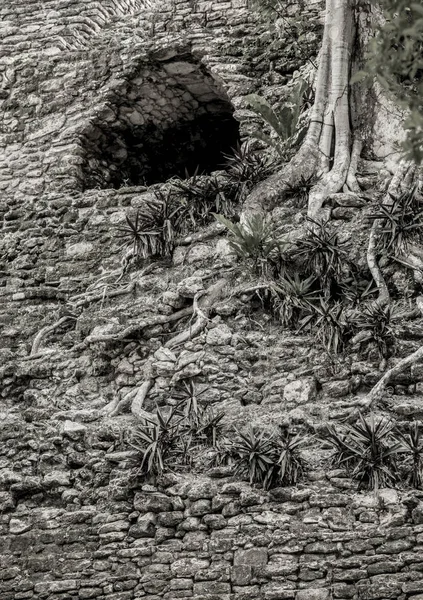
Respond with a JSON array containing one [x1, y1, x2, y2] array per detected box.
[[2, 416, 423, 600], [4, 0, 423, 599]]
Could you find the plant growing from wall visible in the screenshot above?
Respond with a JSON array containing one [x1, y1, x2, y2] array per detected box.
[[244, 79, 309, 159], [299, 298, 348, 355], [271, 273, 320, 328], [321, 413, 401, 491], [214, 213, 288, 277], [350, 302, 396, 359], [294, 219, 348, 295], [228, 425, 307, 490], [396, 421, 423, 489], [368, 184, 423, 256], [223, 141, 278, 190]]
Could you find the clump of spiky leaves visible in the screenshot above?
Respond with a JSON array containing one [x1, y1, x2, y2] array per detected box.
[[350, 302, 396, 359], [244, 79, 309, 159], [283, 173, 322, 206], [300, 298, 349, 355], [396, 422, 423, 489], [271, 273, 320, 328], [229, 425, 307, 490], [116, 189, 186, 259], [223, 141, 278, 190], [170, 171, 239, 227], [294, 219, 348, 294], [215, 213, 288, 278], [339, 275, 378, 307], [368, 184, 423, 255], [130, 406, 184, 476], [322, 414, 401, 491]]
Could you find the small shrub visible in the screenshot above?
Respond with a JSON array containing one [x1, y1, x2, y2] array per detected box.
[[321, 413, 400, 491], [215, 213, 288, 277]]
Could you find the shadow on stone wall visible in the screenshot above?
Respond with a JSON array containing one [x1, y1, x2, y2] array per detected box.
[[79, 51, 240, 190]]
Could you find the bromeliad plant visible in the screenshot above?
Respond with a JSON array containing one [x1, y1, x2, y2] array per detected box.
[[350, 302, 397, 359], [271, 273, 320, 328], [116, 189, 185, 259], [294, 219, 348, 294], [130, 405, 184, 476], [228, 425, 307, 490], [283, 173, 322, 207], [223, 141, 278, 190], [395, 421, 423, 489], [299, 298, 349, 355], [214, 213, 289, 277], [321, 413, 401, 491], [368, 184, 423, 256]]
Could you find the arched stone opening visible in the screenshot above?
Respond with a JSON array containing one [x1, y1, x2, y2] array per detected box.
[[80, 53, 240, 190]]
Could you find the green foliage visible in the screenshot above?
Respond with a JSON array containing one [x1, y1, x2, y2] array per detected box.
[[271, 273, 320, 328], [368, 184, 423, 255], [396, 421, 423, 489], [215, 213, 288, 277], [244, 80, 309, 158], [294, 220, 348, 292], [351, 303, 396, 359], [364, 2, 423, 163], [223, 141, 278, 190], [322, 414, 401, 491], [230, 425, 307, 489]]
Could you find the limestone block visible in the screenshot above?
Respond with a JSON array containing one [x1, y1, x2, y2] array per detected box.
[[129, 512, 157, 538], [234, 547, 268, 566], [0, 491, 15, 511], [62, 420, 87, 440], [177, 276, 204, 298], [296, 590, 330, 600], [134, 492, 173, 513], [170, 557, 210, 576], [65, 241, 94, 259], [206, 323, 232, 346], [9, 518, 32, 534], [43, 470, 71, 488], [283, 377, 316, 405]]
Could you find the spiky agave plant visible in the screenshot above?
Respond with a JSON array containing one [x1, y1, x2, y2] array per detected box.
[[223, 141, 278, 189], [294, 219, 348, 294], [271, 273, 320, 328], [283, 173, 322, 206], [117, 189, 186, 259], [299, 298, 348, 355], [351, 302, 396, 359], [368, 183, 423, 255], [395, 421, 423, 489], [231, 426, 276, 486], [214, 213, 287, 277], [322, 414, 401, 491], [268, 426, 307, 487]]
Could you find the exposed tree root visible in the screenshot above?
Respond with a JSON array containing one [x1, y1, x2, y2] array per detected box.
[[243, 0, 356, 222], [78, 306, 194, 349], [165, 278, 227, 350], [176, 222, 225, 246], [31, 316, 76, 356], [358, 296, 423, 409]]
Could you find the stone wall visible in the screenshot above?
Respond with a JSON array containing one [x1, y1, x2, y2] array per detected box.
[[2, 415, 423, 600]]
